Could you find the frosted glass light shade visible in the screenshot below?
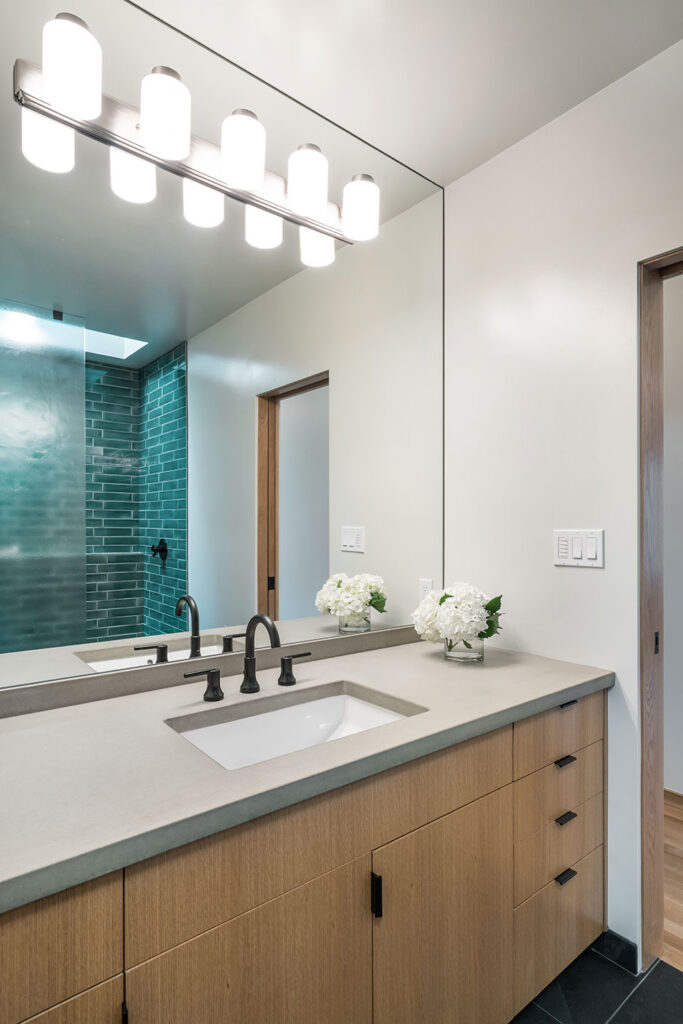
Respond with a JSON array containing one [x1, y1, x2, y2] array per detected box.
[[140, 67, 191, 160], [21, 108, 74, 173], [220, 109, 266, 191], [110, 148, 156, 203], [299, 203, 338, 267], [342, 174, 380, 241], [42, 14, 102, 120], [245, 173, 285, 249], [183, 179, 224, 228], [287, 144, 328, 217]]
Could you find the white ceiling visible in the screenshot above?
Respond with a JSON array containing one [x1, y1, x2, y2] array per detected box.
[[138, 0, 683, 186]]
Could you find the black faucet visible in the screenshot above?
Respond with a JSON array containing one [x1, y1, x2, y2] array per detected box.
[[240, 613, 281, 694], [175, 594, 201, 658]]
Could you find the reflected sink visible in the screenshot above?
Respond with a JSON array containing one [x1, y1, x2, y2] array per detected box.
[[79, 636, 229, 672], [167, 681, 426, 770]]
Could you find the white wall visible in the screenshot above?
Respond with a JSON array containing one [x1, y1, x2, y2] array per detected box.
[[278, 386, 329, 620], [445, 40, 683, 954], [664, 275, 683, 796], [188, 192, 442, 630]]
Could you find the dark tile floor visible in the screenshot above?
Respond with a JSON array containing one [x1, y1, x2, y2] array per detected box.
[[513, 951, 683, 1023]]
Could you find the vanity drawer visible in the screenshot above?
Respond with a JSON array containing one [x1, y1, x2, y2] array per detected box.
[[513, 691, 604, 780], [370, 725, 512, 847], [514, 739, 603, 841], [514, 845, 604, 1013], [0, 872, 122, 1024], [514, 792, 603, 905]]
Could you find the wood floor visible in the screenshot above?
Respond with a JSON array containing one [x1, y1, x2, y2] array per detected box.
[[662, 789, 683, 972]]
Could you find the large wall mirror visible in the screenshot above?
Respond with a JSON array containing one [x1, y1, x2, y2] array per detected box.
[[0, 0, 443, 688]]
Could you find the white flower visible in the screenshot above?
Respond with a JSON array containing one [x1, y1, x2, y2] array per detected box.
[[413, 582, 498, 647], [411, 589, 443, 643], [315, 573, 387, 618]]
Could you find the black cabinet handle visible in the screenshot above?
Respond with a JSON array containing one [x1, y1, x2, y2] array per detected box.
[[555, 867, 578, 886], [559, 699, 578, 709], [555, 810, 578, 827], [554, 754, 577, 768], [371, 872, 383, 918]]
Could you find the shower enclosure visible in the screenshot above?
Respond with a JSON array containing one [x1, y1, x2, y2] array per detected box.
[[0, 300, 187, 654]]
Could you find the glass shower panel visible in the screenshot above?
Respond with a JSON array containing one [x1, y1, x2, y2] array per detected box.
[[0, 300, 86, 653]]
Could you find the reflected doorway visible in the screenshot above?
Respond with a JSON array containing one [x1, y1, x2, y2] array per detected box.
[[257, 372, 329, 620]]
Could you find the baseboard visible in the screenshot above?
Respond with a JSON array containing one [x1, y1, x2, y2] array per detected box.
[[590, 930, 639, 975]]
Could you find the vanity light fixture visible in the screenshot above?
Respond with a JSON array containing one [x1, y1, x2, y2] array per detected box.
[[342, 174, 380, 241], [42, 13, 102, 119], [287, 143, 329, 218], [14, 15, 382, 265], [182, 178, 225, 227], [139, 66, 191, 161], [21, 106, 74, 173], [245, 172, 286, 249], [299, 202, 339, 267], [221, 109, 266, 191], [110, 147, 157, 204]]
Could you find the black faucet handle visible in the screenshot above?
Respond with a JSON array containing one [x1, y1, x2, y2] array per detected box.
[[222, 632, 247, 653], [278, 652, 312, 686], [134, 643, 169, 664], [184, 667, 224, 702]]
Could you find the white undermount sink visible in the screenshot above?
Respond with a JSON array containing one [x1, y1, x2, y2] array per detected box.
[[167, 681, 426, 770]]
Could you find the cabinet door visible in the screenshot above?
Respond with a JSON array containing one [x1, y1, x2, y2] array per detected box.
[[373, 786, 513, 1024], [125, 855, 371, 1024]]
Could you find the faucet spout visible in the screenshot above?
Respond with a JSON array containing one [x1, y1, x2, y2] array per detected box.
[[241, 613, 281, 694], [175, 594, 201, 658]]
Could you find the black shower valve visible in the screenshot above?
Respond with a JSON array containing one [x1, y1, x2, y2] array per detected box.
[[151, 538, 168, 563]]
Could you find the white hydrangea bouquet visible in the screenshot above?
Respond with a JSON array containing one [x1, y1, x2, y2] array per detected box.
[[412, 582, 502, 662], [316, 572, 387, 634]]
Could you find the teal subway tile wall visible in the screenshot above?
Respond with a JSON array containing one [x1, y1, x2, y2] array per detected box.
[[1, 306, 187, 655], [85, 344, 188, 642], [140, 345, 188, 635], [85, 363, 144, 641]]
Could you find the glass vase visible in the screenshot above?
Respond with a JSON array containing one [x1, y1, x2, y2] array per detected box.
[[338, 609, 371, 634], [444, 638, 484, 663]]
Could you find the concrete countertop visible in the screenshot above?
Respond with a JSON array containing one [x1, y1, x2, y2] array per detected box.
[[0, 641, 614, 914]]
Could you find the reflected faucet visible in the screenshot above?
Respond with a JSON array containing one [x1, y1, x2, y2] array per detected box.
[[240, 613, 281, 694], [175, 594, 201, 658]]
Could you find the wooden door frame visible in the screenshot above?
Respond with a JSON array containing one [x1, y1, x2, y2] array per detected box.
[[256, 371, 329, 618], [639, 246, 683, 969]]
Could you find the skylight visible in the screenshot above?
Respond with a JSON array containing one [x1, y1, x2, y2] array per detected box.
[[84, 329, 147, 360]]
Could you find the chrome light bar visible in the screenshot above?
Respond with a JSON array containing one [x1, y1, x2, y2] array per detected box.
[[13, 58, 352, 244]]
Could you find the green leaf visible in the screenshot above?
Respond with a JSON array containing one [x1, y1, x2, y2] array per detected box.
[[485, 594, 502, 614], [463, 639, 472, 649], [337, 580, 343, 588], [369, 592, 387, 613], [478, 612, 502, 640], [439, 593, 452, 605]]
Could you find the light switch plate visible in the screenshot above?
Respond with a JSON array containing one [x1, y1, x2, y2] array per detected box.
[[341, 526, 365, 553], [554, 529, 604, 568]]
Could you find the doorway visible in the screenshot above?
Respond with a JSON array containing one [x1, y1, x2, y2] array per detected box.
[[639, 248, 683, 972], [257, 372, 329, 620]]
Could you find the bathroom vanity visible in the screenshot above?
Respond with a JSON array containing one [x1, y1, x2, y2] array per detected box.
[[0, 642, 612, 1024]]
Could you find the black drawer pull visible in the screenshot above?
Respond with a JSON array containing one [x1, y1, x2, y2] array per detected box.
[[555, 810, 578, 827], [554, 754, 577, 768], [555, 867, 578, 886], [559, 699, 578, 709]]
